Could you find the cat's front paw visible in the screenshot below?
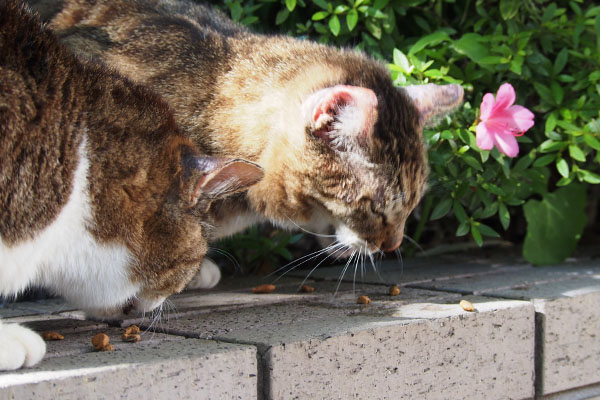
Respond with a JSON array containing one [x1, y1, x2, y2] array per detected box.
[[0, 323, 46, 370], [185, 258, 221, 289]]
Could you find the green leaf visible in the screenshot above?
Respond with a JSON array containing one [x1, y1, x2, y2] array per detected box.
[[393, 49, 412, 73], [312, 11, 329, 21], [347, 9, 358, 31], [499, 0, 520, 20], [230, 2, 243, 21], [556, 158, 570, 178], [480, 202, 499, 219], [553, 48, 569, 75], [365, 20, 382, 39], [579, 169, 600, 184], [312, 0, 329, 10], [539, 139, 567, 153], [498, 202, 510, 230], [276, 8, 290, 25], [584, 134, 600, 150], [568, 145, 586, 162], [533, 154, 556, 167], [285, 0, 296, 12], [456, 221, 470, 236], [476, 223, 501, 238], [551, 81, 564, 104], [453, 33, 489, 63], [471, 225, 483, 246], [462, 155, 483, 171], [453, 200, 468, 223], [409, 30, 450, 55], [430, 198, 452, 220], [542, 3, 557, 23], [373, 0, 390, 10], [523, 184, 587, 265], [329, 15, 341, 36]]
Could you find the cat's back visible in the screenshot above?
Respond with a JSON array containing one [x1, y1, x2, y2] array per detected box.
[[0, 0, 86, 245]]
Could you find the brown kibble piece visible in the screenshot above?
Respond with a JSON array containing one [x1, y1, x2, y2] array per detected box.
[[389, 285, 401, 296], [92, 333, 110, 350], [41, 331, 64, 341], [124, 325, 140, 335], [300, 285, 315, 293], [460, 299, 475, 312], [357, 295, 371, 304], [100, 344, 114, 352], [122, 333, 142, 343], [252, 284, 275, 293]]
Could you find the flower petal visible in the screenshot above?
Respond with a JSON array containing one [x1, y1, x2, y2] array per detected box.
[[493, 83, 516, 112], [479, 93, 495, 121], [506, 105, 535, 132], [494, 131, 519, 158], [476, 122, 494, 150]]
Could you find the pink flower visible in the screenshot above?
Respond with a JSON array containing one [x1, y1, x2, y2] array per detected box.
[[476, 83, 534, 158]]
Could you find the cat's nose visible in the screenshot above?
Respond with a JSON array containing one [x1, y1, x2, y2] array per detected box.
[[381, 236, 403, 252]]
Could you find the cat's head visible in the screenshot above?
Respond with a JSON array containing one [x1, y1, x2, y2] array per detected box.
[[253, 67, 462, 257], [84, 145, 263, 318]]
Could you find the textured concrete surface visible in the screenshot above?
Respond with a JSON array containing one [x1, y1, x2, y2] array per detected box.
[[295, 255, 600, 396], [154, 284, 535, 400], [0, 339, 257, 400], [2, 252, 599, 399]]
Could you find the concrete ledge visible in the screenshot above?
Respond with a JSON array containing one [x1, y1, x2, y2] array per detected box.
[[0, 339, 257, 399], [2, 253, 599, 398], [292, 255, 600, 396], [151, 283, 535, 400]]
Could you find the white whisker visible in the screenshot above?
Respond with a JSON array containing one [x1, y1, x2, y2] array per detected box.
[[298, 244, 348, 288], [284, 216, 336, 238]]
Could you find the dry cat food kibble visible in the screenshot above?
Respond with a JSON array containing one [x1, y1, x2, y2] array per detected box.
[[41, 331, 64, 341], [300, 285, 315, 293], [100, 344, 114, 352], [122, 333, 141, 342], [460, 299, 475, 312], [91, 333, 111, 351], [389, 285, 401, 296], [124, 325, 140, 335], [357, 295, 371, 304], [121, 324, 142, 342], [252, 284, 275, 294]]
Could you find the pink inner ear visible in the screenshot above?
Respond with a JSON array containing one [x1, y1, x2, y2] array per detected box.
[[312, 85, 378, 125]]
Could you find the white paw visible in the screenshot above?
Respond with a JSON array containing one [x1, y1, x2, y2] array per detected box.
[[0, 322, 46, 370], [185, 258, 221, 289]]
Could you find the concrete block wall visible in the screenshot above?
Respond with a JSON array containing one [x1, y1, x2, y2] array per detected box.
[[1, 252, 599, 399]]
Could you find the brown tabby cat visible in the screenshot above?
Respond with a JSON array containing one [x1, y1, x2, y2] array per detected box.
[[35, 0, 463, 287], [0, 0, 263, 370]]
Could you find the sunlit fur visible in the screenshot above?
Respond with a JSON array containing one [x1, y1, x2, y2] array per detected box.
[[36, 0, 462, 289]]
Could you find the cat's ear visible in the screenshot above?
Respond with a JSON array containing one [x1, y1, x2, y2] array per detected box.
[[183, 156, 264, 207], [303, 85, 378, 151], [402, 84, 464, 127]]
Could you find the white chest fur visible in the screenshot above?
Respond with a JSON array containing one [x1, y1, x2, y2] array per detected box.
[[0, 137, 140, 311]]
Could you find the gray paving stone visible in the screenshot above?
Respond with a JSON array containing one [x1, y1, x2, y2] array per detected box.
[[155, 284, 535, 400], [0, 339, 257, 400], [301, 256, 600, 396]]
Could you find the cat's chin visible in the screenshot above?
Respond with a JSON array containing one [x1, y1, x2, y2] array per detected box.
[[84, 296, 166, 320]]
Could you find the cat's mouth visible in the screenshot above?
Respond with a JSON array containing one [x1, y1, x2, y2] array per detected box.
[[316, 223, 380, 258]]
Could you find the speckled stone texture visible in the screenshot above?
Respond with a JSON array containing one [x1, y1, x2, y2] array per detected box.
[[0, 339, 257, 400], [292, 255, 600, 396], [154, 284, 535, 400]]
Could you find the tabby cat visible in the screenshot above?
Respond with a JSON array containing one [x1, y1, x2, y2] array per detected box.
[[36, 0, 463, 287], [0, 0, 263, 370]]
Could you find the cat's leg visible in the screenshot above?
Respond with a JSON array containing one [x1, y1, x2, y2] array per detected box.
[[0, 320, 46, 370], [185, 258, 221, 289]]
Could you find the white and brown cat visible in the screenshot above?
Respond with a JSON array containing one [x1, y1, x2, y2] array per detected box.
[[36, 0, 463, 287], [0, 0, 263, 370]]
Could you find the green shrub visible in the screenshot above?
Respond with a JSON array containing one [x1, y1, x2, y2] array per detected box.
[[215, 0, 600, 265]]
